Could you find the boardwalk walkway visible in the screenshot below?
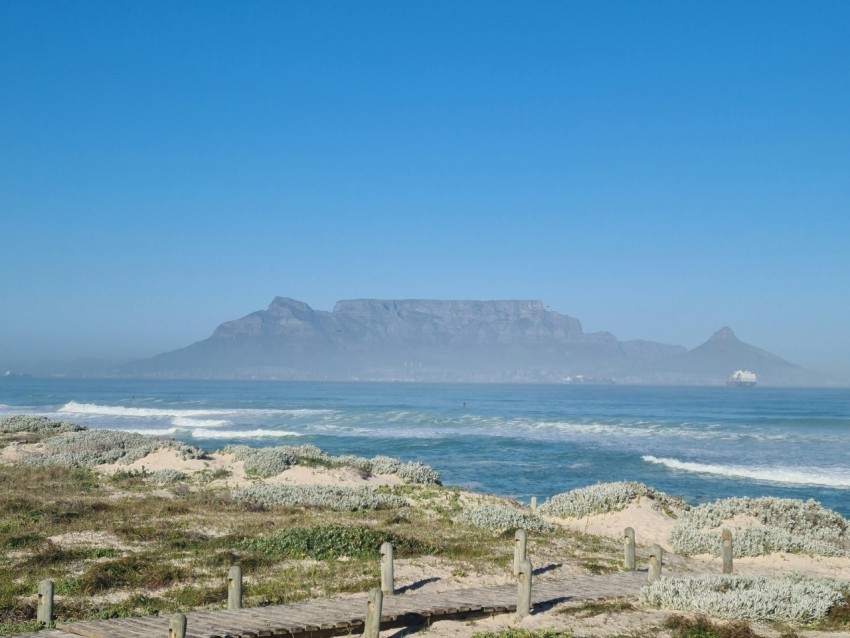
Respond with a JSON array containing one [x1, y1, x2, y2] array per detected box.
[[16, 571, 645, 638]]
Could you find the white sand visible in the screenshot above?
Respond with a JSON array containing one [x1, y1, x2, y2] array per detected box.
[[4, 436, 849, 636], [93, 448, 404, 489], [545, 497, 679, 549]]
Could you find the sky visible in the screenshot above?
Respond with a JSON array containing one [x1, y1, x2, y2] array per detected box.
[[1, 1, 849, 375]]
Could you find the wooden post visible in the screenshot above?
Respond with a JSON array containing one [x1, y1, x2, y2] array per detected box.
[[647, 544, 663, 583], [380, 542, 394, 595], [228, 565, 242, 609], [37, 580, 54, 625], [364, 588, 383, 638], [516, 559, 532, 620], [623, 527, 636, 571], [513, 529, 527, 576], [169, 613, 187, 638], [530, 496, 537, 511], [722, 529, 733, 574]]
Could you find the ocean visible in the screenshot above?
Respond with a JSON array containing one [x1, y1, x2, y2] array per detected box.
[[1, 378, 849, 516]]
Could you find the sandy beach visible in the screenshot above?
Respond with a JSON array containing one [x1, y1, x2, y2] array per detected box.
[[1, 422, 849, 637]]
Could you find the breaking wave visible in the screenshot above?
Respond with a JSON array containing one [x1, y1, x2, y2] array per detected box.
[[189, 428, 301, 439], [123, 427, 179, 436], [642, 455, 850, 488], [59, 401, 235, 418], [170, 417, 231, 428], [58, 401, 335, 419], [278, 409, 337, 416]]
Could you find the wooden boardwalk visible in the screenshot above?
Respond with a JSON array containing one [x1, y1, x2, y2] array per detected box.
[[12, 571, 645, 638]]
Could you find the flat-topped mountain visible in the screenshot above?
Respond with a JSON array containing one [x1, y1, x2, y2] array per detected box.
[[122, 297, 820, 385], [213, 297, 586, 346]]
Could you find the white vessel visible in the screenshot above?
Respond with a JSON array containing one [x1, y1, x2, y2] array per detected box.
[[727, 370, 757, 386]]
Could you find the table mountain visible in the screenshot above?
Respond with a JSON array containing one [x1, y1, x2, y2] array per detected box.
[[120, 297, 820, 385]]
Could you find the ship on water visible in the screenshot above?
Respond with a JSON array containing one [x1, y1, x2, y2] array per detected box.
[[727, 369, 757, 386]]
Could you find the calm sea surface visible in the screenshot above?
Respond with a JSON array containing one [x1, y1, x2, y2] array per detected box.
[[2, 379, 849, 516]]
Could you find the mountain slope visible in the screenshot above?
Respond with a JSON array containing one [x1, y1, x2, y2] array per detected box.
[[120, 297, 826, 385], [123, 297, 682, 381], [645, 327, 812, 385]]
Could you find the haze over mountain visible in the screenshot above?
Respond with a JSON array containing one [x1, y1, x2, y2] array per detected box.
[[120, 297, 827, 386]]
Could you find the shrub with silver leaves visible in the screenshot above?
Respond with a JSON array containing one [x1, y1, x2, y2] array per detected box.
[[334, 454, 373, 471], [639, 573, 847, 622], [223, 445, 441, 484], [391, 460, 442, 485], [669, 496, 850, 557], [0, 414, 85, 434], [148, 468, 187, 484], [233, 484, 407, 511], [540, 481, 685, 518], [456, 504, 554, 533], [221, 444, 253, 460], [371, 455, 403, 475], [242, 448, 297, 477], [222, 444, 329, 477], [354, 455, 442, 485], [25, 429, 206, 467]]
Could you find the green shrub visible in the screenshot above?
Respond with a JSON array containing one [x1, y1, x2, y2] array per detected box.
[[233, 484, 407, 511], [241, 524, 431, 560], [77, 555, 187, 594], [663, 614, 760, 638]]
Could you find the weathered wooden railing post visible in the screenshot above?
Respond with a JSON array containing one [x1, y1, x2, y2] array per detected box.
[[228, 565, 243, 609], [513, 529, 527, 576], [37, 580, 54, 625], [169, 612, 187, 638], [647, 544, 663, 583], [722, 529, 733, 574], [380, 542, 394, 595], [516, 559, 532, 620], [623, 527, 636, 571], [364, 588, 383, 638], [530, 496, 537, 511]]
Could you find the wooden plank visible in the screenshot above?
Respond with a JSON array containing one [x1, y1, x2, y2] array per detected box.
[[118, 617, 172, 638], [22, 571, 647, 638]]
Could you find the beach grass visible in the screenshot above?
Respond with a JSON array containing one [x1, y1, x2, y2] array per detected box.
[[0, 458, 582, 633], [3, 421, 850, 636]]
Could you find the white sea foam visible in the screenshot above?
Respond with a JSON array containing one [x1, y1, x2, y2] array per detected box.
[[278, 409, 337, 416], [642, 455, 850, 488], [60, 401, 234, 418], [122, 428, 179, 436], [57, 401, 336, 420], [170, 417, 231, 428], [533, 420, 788, 442], [190, 428, 301, 439]]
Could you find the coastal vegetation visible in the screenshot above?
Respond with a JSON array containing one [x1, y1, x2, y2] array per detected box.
[[669, 497, 850, 558], [455, 504, 554, 533], [1, 415, 849, 636], [540, 481, 687, 518], [233, 484, 409, 510], [640, 574, 847, 622]]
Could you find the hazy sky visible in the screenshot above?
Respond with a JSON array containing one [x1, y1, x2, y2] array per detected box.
[[2, 1, 849, 374]]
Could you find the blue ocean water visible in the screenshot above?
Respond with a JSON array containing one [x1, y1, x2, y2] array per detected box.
[[1, 378, 849, 516]]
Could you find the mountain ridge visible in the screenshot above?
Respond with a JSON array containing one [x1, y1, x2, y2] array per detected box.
[[120, 297, 825, 385]]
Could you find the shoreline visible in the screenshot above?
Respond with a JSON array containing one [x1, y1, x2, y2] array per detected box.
[[3, 382, 850, 520], [0, 416, 849, 637]]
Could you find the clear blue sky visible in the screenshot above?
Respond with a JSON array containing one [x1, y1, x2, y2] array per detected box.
[[1, 1, 849, 374]]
